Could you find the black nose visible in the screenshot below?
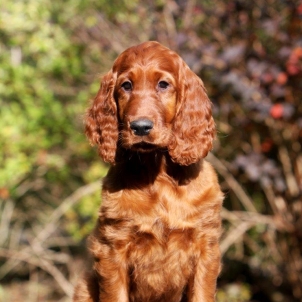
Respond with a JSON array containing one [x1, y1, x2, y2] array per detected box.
[[130, 119, 154, 136]]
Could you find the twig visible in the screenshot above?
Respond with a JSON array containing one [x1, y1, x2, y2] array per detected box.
[[221, 208, 276, 227], [163, 0, 178, 49], [182, 0, 196, 30], [0, 199, 15, 246], [207, 153, 258, 212], [278, 145, 299, 197], [0, 248, 73, 297], [261, 183, 280, 215], [34, 180, 101, 245], [0, 181, 101, 286], [220, 221, 254, 254]]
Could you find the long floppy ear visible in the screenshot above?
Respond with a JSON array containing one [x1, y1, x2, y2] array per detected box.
[[168, 62, 216, 166], [85, 70, 118, 164]]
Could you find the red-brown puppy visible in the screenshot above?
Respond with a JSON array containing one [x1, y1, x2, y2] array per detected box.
[[74, 41, 223, 302]]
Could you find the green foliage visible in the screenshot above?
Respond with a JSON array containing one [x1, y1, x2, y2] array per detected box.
[[0, 1, 107, 189]]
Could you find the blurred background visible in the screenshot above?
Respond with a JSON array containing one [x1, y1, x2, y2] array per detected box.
[[0, 0, 301, 301]]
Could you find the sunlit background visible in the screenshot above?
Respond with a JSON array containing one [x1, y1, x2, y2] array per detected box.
[[0, 0, 301, 301]]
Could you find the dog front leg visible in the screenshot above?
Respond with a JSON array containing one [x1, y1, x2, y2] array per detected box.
[[187, 242, 221, 302], [93, 252, 129, 302]]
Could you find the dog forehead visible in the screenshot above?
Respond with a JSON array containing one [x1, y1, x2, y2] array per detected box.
[[112, 42, 180, 76]]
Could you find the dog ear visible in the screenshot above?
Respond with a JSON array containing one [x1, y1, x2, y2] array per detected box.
[[85, 70, 118, 164], [168, 62, 216, 166]]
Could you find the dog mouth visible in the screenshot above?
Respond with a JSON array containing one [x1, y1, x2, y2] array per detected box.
[[130, 142, 158, 152]]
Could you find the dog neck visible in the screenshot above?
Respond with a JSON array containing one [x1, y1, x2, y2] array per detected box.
[[106, 148, 202, 191]]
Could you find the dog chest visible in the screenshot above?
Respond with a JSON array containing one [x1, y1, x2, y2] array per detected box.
[[127, 224, 199, 301]]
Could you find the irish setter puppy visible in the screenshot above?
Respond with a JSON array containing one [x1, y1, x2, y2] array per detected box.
[[73, 41, 223, 302]]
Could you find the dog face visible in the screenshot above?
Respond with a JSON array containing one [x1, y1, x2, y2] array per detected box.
[[113, 46, 179, 152], [85, 41, 215, 165]]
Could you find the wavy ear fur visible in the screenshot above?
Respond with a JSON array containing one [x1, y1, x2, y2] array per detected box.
[[168, 62, 216, 166], [85, 70, 118, 164]]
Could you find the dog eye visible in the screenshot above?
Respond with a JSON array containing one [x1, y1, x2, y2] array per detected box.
[[121, 81, 132, 91], [158, 81, 169, 90]]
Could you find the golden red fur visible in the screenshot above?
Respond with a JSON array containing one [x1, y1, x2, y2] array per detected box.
[[73, 41, 223, 302]]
